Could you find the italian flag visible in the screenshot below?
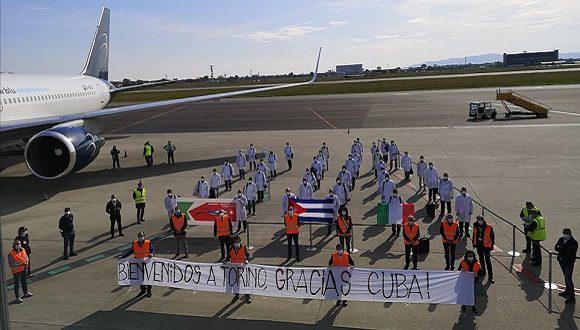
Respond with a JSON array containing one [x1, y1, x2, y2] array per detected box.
[[377, 200, 415, 225]]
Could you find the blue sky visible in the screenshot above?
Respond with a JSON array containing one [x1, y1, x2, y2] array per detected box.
[[1, 0, 579, 80]]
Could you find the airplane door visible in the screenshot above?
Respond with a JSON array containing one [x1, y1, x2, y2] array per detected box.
[[96, 83, 106, 103]]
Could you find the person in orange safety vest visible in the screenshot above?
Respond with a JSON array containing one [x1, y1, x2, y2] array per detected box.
[[7, 240, 33, 303], [170, 206, 188, 258], [120, 232, 155, 297], [228, 235, 251, 303], [328, 244, 355, 307], [284, 206, 301, 262], [459, 249, 482, 314], [214, 209, 233, 262], [403, 215, 420, 270], [440, 214, 460, 270]]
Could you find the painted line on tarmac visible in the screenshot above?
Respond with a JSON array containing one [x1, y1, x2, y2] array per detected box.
[[48, 265, 71, 276], [550, 110, 580, 117], [107, 105, 190, 134], [513, 263, 580, 296], [307, 107, 341, 131]]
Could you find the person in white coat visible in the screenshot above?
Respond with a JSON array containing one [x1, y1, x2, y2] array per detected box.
[[257, 158, 268, 174], [380, 175, 395, 203], [438, 173, 454, 216], [372, 150, 383, 178], [221, 161, 235, 191], [234, 190, 249, 232], [248, 144, 257, 171], [388, 189, 404, 236], [311, 157, 323, 189], [284, 142, 294, 170], [194, 176, 210, 198], [299, 179, 314, 200], [426, 162, 439, 203], [401, 151, 413, 181], [388, 140, 399, 171], [370, 142, 379, 158], [356, 137, 364, 155], [316, 151, 326, 179], [303, 169, 317, 189], [321, 142, 330, 169], [350, 140, 360, 156], [455, 187, 474, 237], [353, 153, 362, 178], [164, 189, 178, 219], [254, 170, 267, 203], [244, 177, 258, 216], [377, 168, 389, 193], [267, 151, 278, 179], [380, 138, 389, 163], [345, 155, 357, 190], [235, 150, 247, 179], [333, 178, 350, 207], [281, 188, 297, 216], [416, 155, 428, 190], [337, 166, 352, 191], [210, 168, 221, 198], [325, 189, 341, 236]]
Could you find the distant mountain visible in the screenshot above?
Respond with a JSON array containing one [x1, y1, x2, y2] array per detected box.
[[410, 52, 580, 67]]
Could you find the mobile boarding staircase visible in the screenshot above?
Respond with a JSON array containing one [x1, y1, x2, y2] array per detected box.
[[496, 89, 552, 118]]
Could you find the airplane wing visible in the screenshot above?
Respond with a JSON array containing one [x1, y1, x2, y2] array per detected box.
[[0, 48, 321, 134], [111, 80, 173, 93]]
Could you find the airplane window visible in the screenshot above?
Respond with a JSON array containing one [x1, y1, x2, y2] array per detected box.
[[2, 99, 6, 104], [8, 98, 12, 104]]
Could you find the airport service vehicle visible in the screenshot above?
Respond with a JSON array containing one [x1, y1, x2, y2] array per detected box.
[[496, 89, 551, 118], [468, 101, 497, 120], [0, 7, 321, 179]]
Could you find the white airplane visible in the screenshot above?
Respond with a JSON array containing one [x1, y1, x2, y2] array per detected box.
[[0, 7, 321, 179]]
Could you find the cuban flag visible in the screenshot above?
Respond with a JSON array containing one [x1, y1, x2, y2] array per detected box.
[[288, 198, 335, 224]]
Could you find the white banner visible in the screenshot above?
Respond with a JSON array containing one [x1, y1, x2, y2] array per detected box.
[[118, 258, 474, 305]]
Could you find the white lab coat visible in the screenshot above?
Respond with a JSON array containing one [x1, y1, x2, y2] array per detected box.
[[426, 167, 439, 189], [351, 143, 360, 155], [370, 144, 378, 156], [438, 178, 454, 202], [388, 143, 399, 158], [267, 153, 277, 170], [455, 193, 473, 222], [281, 192, 297, 215], [377, 171, 389, 190], [373, 153, 383, 170], [311, 160, 323, 179], [380, 179, 395, 202], [354, 153, 362, 170], [356, 141, 364, 154], [284, 145, 293, 160], [164, 194, 178, 218], [235, 153, 247, 170], [401, 154, 412, 172], [234, 195, 248, 221], [248, 147, 257, 161], [345, 159, 357, 176], [337, 170, 352, 189], [210, 173, 221, 188], [299, 183, 314, 199], [222, 163, 234, 180], [317, 153, 326, 170], [416, 161, 427, 178], [194, 180, 210, 198], [321, 146, 330, 160], [257, 162, 268, 173], [380, 141, 389, 155], [325, 193, 341, 219], [255, 171, 267, 191], [244, 181, 257, 201], [333, 183, 350, 205], [304, 172, 317, 187]]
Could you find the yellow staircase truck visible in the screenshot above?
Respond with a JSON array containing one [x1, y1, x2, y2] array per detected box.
[[496, 89, 551, 118]]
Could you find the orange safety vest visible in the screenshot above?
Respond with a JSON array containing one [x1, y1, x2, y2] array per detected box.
[[459, 259, 481, 274], [284, 213, 300, 235], [133, 239, 151, 259], [229, 246, 247, 264], [403, 223, 420, 246], [441, 220, 459, 244], [331, 251, 351, 267], [216, 215, 231, 237], [171, 214, 186, 233], [9, 249, 28, 274], [472, 224, 493, 248], [337, 215, 352, 237]]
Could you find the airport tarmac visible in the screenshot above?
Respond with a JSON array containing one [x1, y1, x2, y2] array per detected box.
[[1, 86, 579, 329]]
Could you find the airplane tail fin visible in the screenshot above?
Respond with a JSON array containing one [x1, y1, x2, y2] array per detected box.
[[309, 47, 322, 83], [81, 7, 110, 80]]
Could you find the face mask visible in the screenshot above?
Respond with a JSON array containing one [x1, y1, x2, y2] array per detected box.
[[20, 232, 26, 237], [478, 221, 483, 225], [112, 198, 117, 202], [138, 237, 145, 242], [444, 177, 448, 181], [337, 250, 343, 255], [409, 222, 414, 226], [447, 218, 453, 223], [175, 210, 181, 215], [238, 194, 242, 198], [461, 192, 466, 196], [341, 212, 346, 216], [234, 243, 241, 248], [563, 234, 571, 240], [289, 211, 294, 215], [66, 211, 71, 215], [201, 179, 205, 182], [429, 165, 433, 169], [393, 194, 398, 198], [14, 245, 21, 251], [303, 181, 307, 185], [467, 256, 474, 262]]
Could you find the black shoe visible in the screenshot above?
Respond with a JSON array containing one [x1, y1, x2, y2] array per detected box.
[[461, 306, 466, 313], [450, 267, 455, 271], [285, 257, 291, 262], [138, 289, 146, 296], [412, 266, 419, 270], [246, 295, 252, 303], [146, 290, 152, 298], [445, 266, 450, 271], [296, 257, 301, 262], [489, 277, 495, 284], [141, 219, 146, 222], [342, 301, 348, 307], [63, 255, 69, 260], [70, 252, 77, 257], [403, 265, 409, 270], [110, 235, 115, 239], [336, 300, 341, 306], [119, 233, 125, 237]]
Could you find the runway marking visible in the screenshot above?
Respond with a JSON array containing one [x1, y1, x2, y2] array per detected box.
[[513, 263, 580, 296], [306, 107, 340, 131], [85, 253, 106, 262], [48, 265, 71, 276], [106, 104, 190, 134], [550, 110, 580, 117]]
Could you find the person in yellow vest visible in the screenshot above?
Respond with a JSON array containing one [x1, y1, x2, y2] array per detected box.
[[520, 201, 541, 254], [120, 232, 155, 297], [403, 215, 420, 270], [132, 181, 146, 224], [440, 214, 459, 270], [143, 141, 154, 166], [336, 206, 353, 253], [459, 249, 481, 314], [214, 209, 233, 262], [229, 236, 251, 303], [170, 206, 188, 258], [7, 240, 33, 303], [284, 206, 301, 262], [527, 209, 546, 266], [328, 244, 355, 307]]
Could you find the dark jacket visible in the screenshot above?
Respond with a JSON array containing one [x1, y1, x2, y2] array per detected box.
[[59, 213, 75, 234], [111, 148, 120, 159], [555, 236, 578, 265], [106, 200, 122, 220], [15, 234, 31, 255]]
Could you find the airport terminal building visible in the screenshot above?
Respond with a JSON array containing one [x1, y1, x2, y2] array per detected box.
[[336, 64, 363, 75], [503, 50, 559, 66]]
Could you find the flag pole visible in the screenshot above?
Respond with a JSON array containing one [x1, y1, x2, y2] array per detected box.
[[306, 223, 316, 252]]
